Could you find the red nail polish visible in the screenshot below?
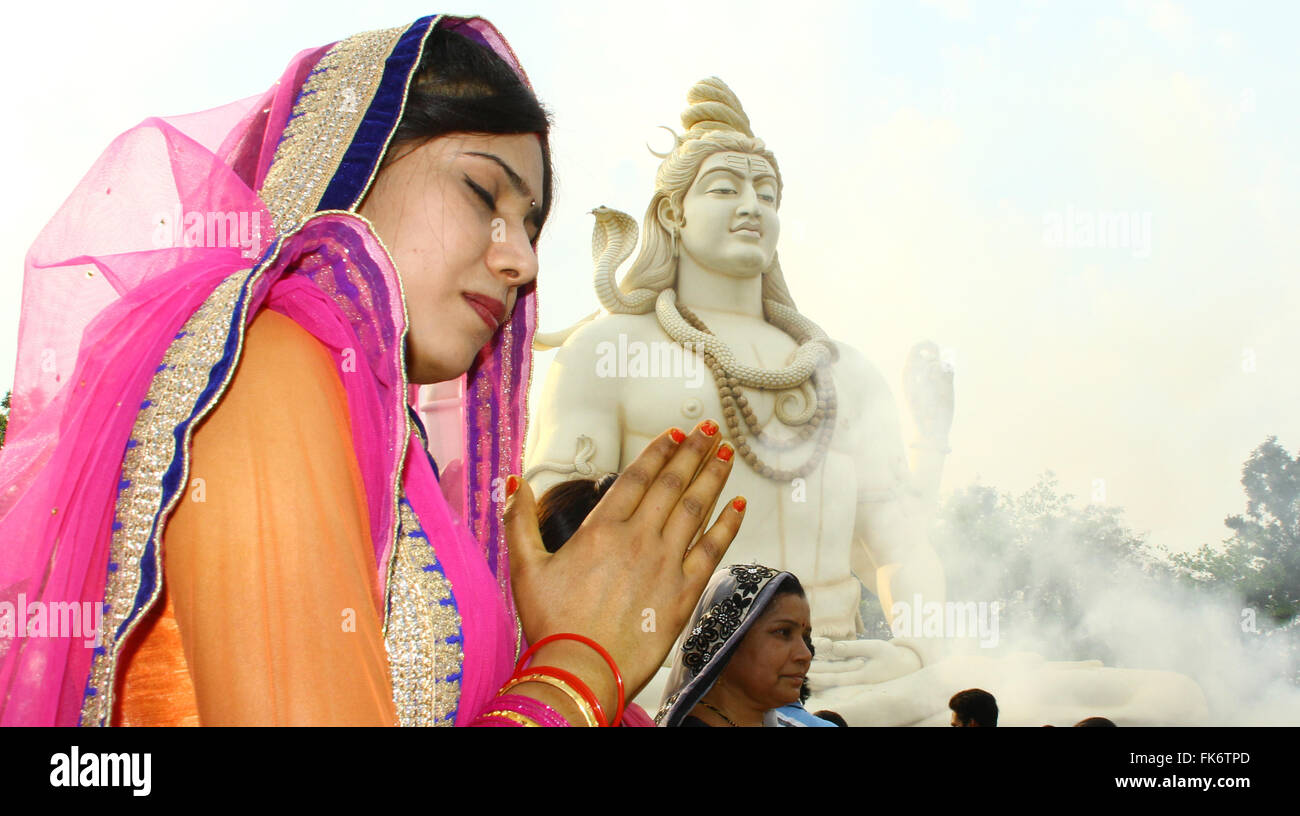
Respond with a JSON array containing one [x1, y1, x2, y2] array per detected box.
[[716, 443, 734, 462], [506, 475, 520, 498], [732, 497, 747, 513], [700, 420, 718, 437], [670, 427, 686, 444]]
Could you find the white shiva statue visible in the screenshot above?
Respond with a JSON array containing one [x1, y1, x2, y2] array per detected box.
[[522, 78, 1207, 725]]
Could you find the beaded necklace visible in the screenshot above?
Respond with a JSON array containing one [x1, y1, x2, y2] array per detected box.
[[668, 300, 838, 481]]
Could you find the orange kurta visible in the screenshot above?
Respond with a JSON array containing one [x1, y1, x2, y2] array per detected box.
[[115, 310, 396, 725]]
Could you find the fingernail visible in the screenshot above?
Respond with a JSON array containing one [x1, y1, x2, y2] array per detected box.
[[716, 443, 734, 462], [732, 496, 747, 513], [669, 427, 686, 444], [700, 419, 718, 437], [506, 475, 520, 498]]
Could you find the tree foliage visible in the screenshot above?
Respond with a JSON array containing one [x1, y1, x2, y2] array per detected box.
[[0, 390, 9, 450], [920, 473, 1165, 661], [1173, 436, 1300, 624], [869, 437, 1300, 684]]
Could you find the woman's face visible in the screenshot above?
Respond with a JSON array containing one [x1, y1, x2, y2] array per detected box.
[[677, 151, 780, 277], [722, 592, 813, 710], [359, 132, 544, 384]]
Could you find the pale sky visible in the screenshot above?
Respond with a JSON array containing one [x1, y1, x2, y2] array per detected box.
[[3, 0, 1297, 555]]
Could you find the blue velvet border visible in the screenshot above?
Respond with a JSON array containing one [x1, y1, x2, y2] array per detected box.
[[318, 15, 437, 213], [407, 406, 441, 482], [116, 264, 265, 644], [93, 8, 440, 706]]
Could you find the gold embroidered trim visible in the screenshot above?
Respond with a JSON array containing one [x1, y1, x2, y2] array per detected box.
[[80, 211, 419, 726], [487, 316, 525, 661], [81, 270, 255, 726], [479, 710, 539, 727], [384, 492, 465, 727], [379, 220, 411, 641], [287, 208, 409, 588], [258, 24, 407, 234], [498, 319, 516, 601]]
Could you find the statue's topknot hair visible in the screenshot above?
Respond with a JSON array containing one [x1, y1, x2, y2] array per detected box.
[[681, 76, 753, 138]]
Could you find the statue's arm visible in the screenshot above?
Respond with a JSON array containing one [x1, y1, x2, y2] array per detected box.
[[843, 349, 946, 661], [524, 327, 624, 496], [900, 340, 953, 521]]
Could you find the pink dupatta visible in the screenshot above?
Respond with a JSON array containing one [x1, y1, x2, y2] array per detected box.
[[0, 15, 536, 726]]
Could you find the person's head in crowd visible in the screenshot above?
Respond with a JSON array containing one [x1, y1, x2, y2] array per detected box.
[[949, 688, 998, 727], [1073, 716, 1117, 727], [815, 709, 848, 727], [656, 565, 812, 726], [536, 474, 618, 553], [532, 473, 661, 728]]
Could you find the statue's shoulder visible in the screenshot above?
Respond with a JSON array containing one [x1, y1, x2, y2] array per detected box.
[[542, 313, 661, 402], [558, 311, 664, 350], [831, 340, 892, 400]]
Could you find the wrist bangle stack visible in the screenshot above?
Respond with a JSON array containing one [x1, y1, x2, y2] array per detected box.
[[514, 633, 626, 727], [474, 693, 571, 727], [502, 669, 604, 727], [484, 633, 627, 727]]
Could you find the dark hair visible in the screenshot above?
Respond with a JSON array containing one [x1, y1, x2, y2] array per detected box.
[[814, 710, 848, 727], [537, 474, 618, 553], [1073, 716, 1117, 727], [391, 26, 554, 237], [949, 688, 998, 727], [773, 574, 805, 599]]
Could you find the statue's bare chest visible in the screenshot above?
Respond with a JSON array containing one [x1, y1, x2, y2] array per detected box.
[[615, 322, 801, 435], [614, 318, 866, 456]]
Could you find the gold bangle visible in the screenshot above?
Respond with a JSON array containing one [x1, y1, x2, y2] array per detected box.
[[480, 710, 541, 727], [501, 673, 599, 727]]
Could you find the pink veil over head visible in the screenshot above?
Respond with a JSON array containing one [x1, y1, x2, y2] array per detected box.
[[0, 15, 538, 726]]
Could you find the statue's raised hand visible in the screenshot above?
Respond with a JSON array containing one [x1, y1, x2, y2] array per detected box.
[[903, 340, 954, 445], [506, 422, 744, 717], [807, 637, 923, 690]]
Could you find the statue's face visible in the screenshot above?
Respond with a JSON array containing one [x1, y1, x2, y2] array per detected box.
[[677, 151, 779, 277]]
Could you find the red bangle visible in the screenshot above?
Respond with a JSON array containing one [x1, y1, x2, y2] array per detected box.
[[515, 633, 626, 727]]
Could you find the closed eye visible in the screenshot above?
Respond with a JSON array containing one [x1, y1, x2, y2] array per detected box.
[[464, 175, 496, 211]]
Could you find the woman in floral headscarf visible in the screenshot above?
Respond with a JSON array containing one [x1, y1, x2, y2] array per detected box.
[[657, 564, 814, 727], [0, 14, 745, 727]]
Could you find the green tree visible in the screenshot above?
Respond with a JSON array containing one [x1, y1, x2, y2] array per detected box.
[[863, 441, 1299, 687], [861, 472, 1166, 661], [0, 390, 9, 450], [1174, 436, 1300, 625]]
